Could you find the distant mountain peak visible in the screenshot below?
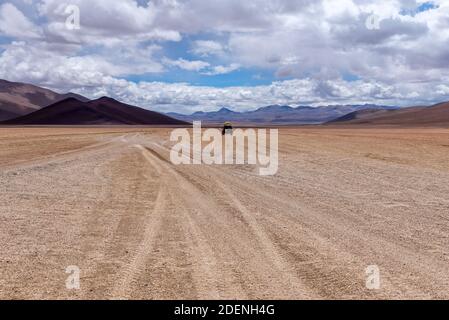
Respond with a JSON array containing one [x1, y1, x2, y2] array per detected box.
[[165, 103, 400, 125], [58, 97, 83, 103], [95, 96, 119, 103], [0, 78, 89, 121], [217, 107, 236, 113], [258, 105, 293, 112]]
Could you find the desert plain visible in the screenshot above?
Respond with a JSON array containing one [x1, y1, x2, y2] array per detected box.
[[1, 126, 449, 299]]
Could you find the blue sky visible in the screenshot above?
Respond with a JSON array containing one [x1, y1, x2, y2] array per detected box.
[[401, 1, 438, 16], [0, 0, 448, 114], [124, 34, 280, 87]]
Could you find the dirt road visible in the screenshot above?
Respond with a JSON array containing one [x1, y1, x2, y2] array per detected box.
[[1, 127, 449, 299]]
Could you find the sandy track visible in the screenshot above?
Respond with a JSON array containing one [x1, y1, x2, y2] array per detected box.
[[1, 127, 449, 299]]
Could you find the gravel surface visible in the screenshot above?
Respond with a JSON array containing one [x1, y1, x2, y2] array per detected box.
[[1, 127, 449, 299]]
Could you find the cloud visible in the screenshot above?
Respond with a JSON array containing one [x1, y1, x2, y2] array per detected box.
[[37, 0, 182, 44], [0, 0, 449, 114], [0, 41, 163, 89], [163, 58, 210, 71], [191, 40, 226, 57], [44, 77, 449, 114], [0, 3, 42, 39], [201, 63, 240, 75]]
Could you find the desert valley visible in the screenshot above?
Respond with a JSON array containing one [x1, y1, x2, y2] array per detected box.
[[1, 79, 449, 299]]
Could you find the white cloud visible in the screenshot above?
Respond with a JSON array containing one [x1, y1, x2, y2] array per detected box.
[[1, 0, 449, 114], [163, 58, 210, 71], [201, 63, 240, 75], [163, 58, 240, 75], [0, 41, 163, 89], [191, 40, 226, 57], [48, 77, 449, 114], [37, 0, 181, 45], [0, 3, 42, 39]]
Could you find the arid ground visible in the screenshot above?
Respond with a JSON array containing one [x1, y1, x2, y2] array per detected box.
[[1, 126, 449, 299]]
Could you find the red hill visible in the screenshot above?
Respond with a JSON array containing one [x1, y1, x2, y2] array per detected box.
[[2, 97, 189, 126], [327, 101, 449, 126]]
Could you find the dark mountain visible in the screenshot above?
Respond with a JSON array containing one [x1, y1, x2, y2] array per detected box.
[[3, 97, 189, 125], [0, 79, 88, 121], [327, 108, 393, 123], [252, 105, 296, 113], [167, 104, 398, 125], [327, 101, 449, 126]]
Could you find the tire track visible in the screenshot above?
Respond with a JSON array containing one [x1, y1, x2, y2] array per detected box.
[[167, 192, 222, 299], [110, 147, 167, 299], [137, 145, 247, 298], [78, 141, 152, 299], [140, 146, 226, 297], [139, 142, 314, 298], [211, 178, 315, 299], [148, 140, 314, 297]]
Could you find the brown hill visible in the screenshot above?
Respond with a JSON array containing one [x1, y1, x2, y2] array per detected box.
[[327, 102, 449, 126], [2, 96, 189, 126], [0, 79, 88, 121]]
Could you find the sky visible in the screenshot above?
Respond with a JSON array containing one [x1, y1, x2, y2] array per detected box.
[[0, 0, 448, 114]]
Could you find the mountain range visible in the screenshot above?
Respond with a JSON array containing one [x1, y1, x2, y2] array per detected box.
[[1, 79, 449, 126], [0, 79, 88, 121], [3, 96, 188, 125], [0, 79, 187, 125], [327, 101, 449, 126], [167, 104, 399, 125]]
